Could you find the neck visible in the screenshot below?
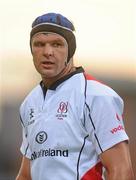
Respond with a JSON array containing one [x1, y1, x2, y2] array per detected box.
[[42, 61, 76, 89]]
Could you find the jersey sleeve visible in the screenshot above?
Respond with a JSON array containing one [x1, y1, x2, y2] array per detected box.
[[19, 110, 32, 159], [84, 95, 129, 155]]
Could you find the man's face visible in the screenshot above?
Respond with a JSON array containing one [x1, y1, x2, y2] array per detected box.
[[31, 33, 68, 79]]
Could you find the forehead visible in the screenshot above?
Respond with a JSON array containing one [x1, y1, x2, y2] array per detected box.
[[32, 32, 67, 43]]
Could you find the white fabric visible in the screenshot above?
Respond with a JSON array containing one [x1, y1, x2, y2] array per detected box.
[[20, 71, 128, 180]]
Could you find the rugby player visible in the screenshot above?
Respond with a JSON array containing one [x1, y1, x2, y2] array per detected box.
[[16, 12, 134, 180]]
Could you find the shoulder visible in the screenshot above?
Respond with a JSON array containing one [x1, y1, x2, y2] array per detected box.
[[83, 72, 124, 111], [20, 84, 42, 117], [84, 73, 121, 98]]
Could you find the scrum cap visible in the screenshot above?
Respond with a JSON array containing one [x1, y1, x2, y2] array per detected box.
[[30, 13, 76, 62]]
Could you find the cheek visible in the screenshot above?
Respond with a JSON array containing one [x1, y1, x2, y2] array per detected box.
[[60, 50, 68, 62], [32, 47, 42, 58], [58, 54, 67, 67], [64, 48, 68, 59], [32, 55, 40, 68], [32, 51, 40, 63]]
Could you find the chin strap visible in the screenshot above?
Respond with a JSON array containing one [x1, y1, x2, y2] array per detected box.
[[65, 61, 67, 66]]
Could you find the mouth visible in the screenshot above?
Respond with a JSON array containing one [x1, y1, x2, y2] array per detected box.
[[41, 61, 55, 69]]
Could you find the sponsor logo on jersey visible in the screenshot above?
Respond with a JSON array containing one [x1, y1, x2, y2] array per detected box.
[[110, 125, 124, 134], [116, 113, 122, 121], [35, 131, 48, 144], [31, 148, 69, 160], [56, 101, 68, 120]]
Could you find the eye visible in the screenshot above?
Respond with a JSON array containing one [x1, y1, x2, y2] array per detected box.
[[33, 41, 44, 47], [52, 41, 63, 47]]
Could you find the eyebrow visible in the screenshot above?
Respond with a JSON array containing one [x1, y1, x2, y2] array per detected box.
[[33, 37, 66, 44]]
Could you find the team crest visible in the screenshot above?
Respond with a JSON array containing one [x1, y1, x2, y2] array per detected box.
[[56, 102, 68, 120]]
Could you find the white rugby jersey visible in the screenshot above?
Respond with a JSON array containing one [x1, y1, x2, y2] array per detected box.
[[20, 67, 128, 180]]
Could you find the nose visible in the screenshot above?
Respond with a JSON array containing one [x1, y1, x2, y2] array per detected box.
[[43, 44, 53, 57]]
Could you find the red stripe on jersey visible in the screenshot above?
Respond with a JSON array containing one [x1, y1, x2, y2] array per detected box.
[[84, 73, 97, 81], [81, 162, 103, 180], [84, 73, 106, 85]]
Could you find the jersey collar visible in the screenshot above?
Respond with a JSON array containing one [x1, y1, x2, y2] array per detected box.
[[40, 66, 84, 92]]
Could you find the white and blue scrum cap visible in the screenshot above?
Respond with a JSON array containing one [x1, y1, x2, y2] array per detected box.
[[30, 13, 76, 62]]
